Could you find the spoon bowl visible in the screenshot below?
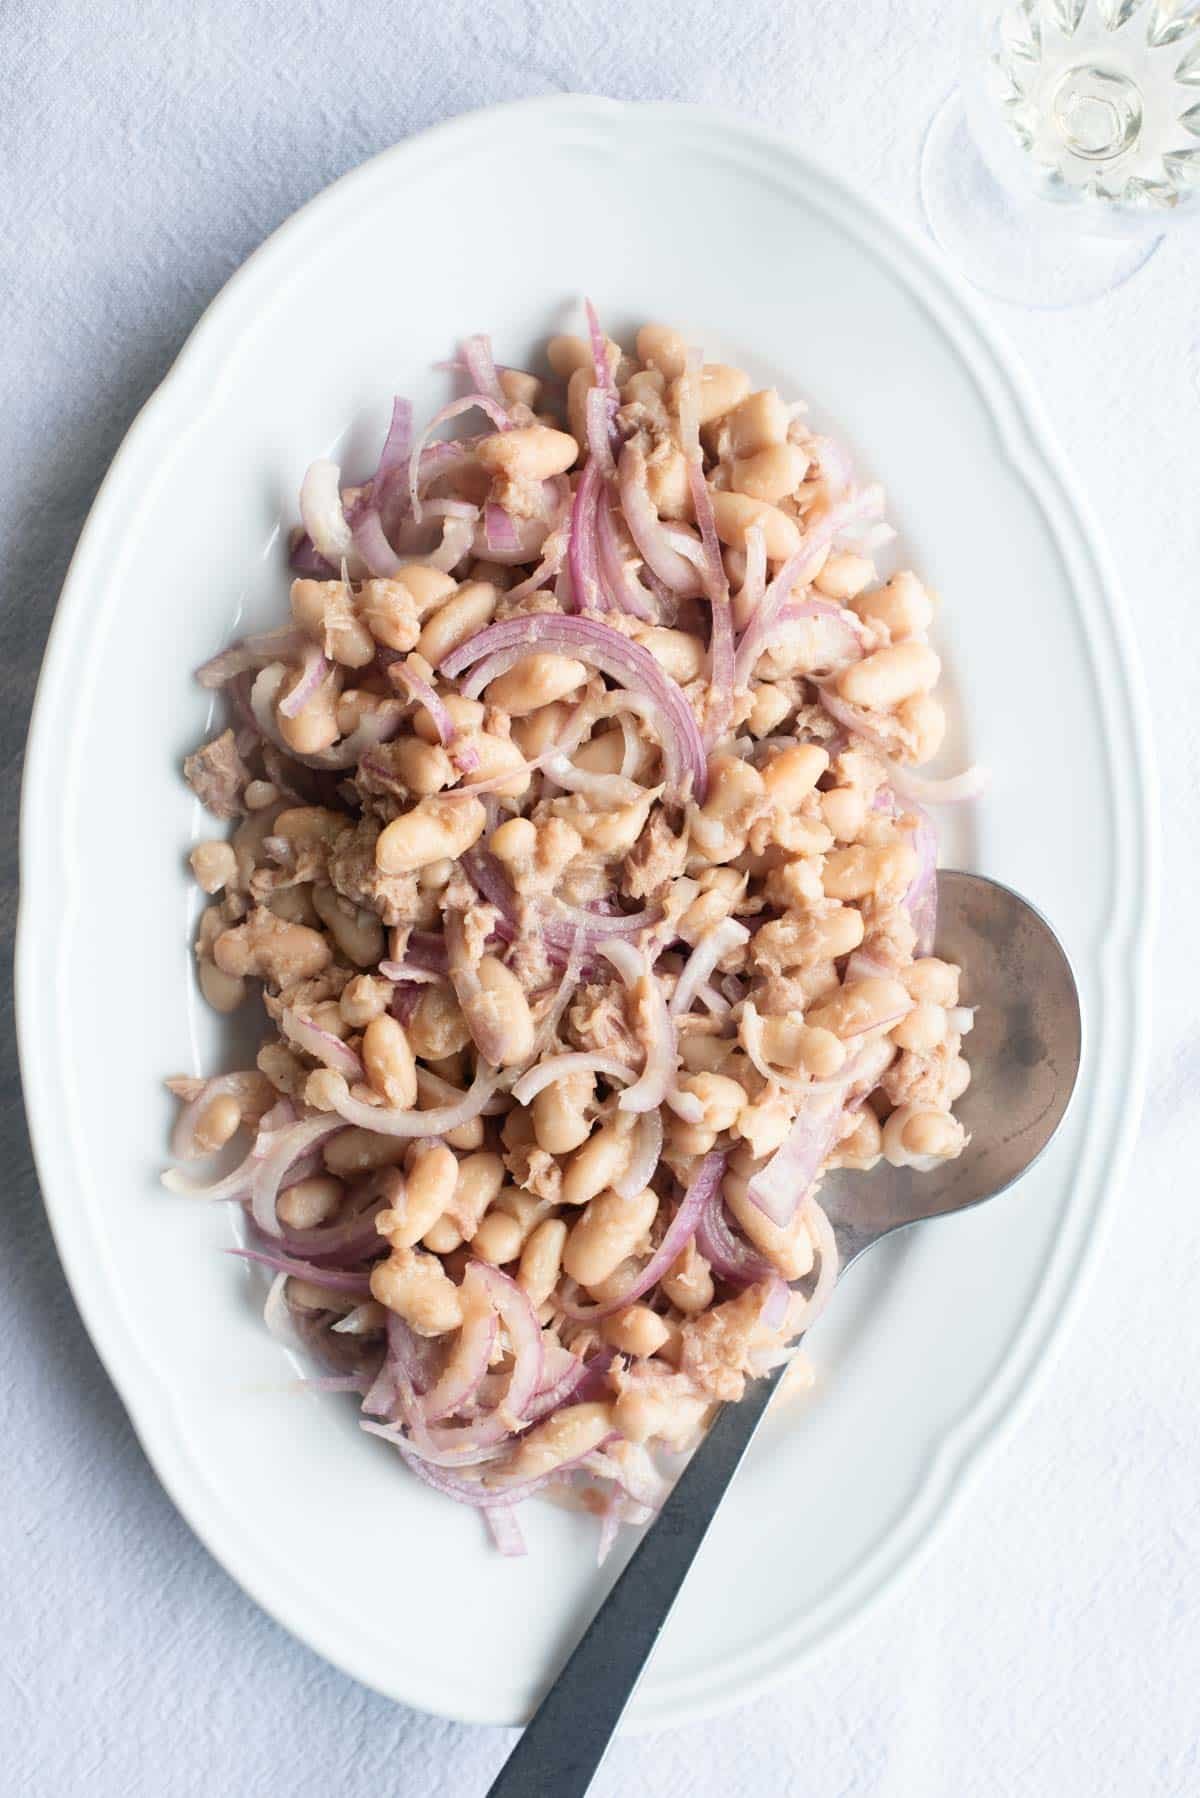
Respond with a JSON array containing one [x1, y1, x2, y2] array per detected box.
[[488, 871, 1082, 1798]]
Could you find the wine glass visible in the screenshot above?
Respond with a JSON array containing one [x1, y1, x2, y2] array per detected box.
[[919, 0, 1200, 307]]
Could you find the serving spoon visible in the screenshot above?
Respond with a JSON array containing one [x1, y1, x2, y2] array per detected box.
[[487, 871, 1082, 1798]]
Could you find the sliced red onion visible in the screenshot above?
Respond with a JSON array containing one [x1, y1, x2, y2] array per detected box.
[[250, 1116, 347, 1238], [901, 807, 938, 956], [816, 681, 893, 751], [418, 1267, 498, 1423], [228, 1247, 372, 1296], [384, 659, 457, 745], [428, 512, 477, 574], [683, 458, 735, 747], [738, 1001, 815, 1098], [441, 613, 707, 804], [617, 443, 703, 596], [732, 489, 882, 686], [696, 981, 730, 1016], [280, 1009, 364, 1080], [403, 931, 450, 976], [810, 433, 854, 500], [585, 383, 617, 478], [669, 918, 750, 1017], [584, 299, 616, 397], [472, 1262, 544, 1422], [376, 959, 440, 985], [484, 503, 521, 555], [162, 1105, 317, 1204], [613, 1108, 663, 1201], [274, 1186, 390, 1265], [169, 1071, 263, 1162], [461, 335, 508, 409], [746, 1090, 845, 1228], [196, 626, 307, 690], [695, 1174, 773, 1285], [407, 393, 509, 523], [289, 534, 337, 580], [510, 1052, 634, 1106], [739, 523, 767, 618], [568, 458, 603, 612], [541, 754, 645, 807], [300, 460, 368, 578], [595, 488, 656, 622], [486, 1508, 528, 1556], [249, 663, 404, 770], [557, 1151, 724, 1322], [758, 1272, 791, 1330], [276, 643, 330, 719], [884, 759, 988, 806], [791, 1197, 839, 1330], [597, 939, 675, 1115], [316, 1061, 505, 1139], [843, 949, 894, 983], [504, 521, 570, 602], [351, 507, 405, 578]]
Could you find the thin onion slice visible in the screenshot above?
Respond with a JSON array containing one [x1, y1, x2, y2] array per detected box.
[[613, 1109, 663, 1201], [280, 1009, 364, 1080], [418, 1267, 498, 1423], [617, 442, 704, 596], [315, 1062, 506, 1139], [695, 1177, 773, 1285], [510, 1052, 635, 1107], [299, 459, 367, 578], [441, 613, 707, 804], [598, 939, 676, 1115], [884, 758, 989, 806], [556, 1151, 724, 1322], [228, 1248, 372, 1296], [250, 1116, 347, 1238], [670, 918, 750, 1018]]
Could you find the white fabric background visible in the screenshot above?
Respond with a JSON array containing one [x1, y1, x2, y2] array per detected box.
[[2, 2, 1196, 1793]]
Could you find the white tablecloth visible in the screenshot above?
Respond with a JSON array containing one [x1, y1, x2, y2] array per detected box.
[[3, 3, 1195, 1793]]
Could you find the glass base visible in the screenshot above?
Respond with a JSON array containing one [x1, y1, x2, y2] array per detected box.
[[919, 89, 1161, 309]]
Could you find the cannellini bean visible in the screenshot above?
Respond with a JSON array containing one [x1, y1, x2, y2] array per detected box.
[[374, 1147, 454, 1249], [190, 840, 238, 895], [462, 731, 531, 798], [891, 1002, 949, 1055], [489, 815, 536, 866], [267, 884, 320, 928], [675, 363, 751, 426], [532, 1068, 595, 1156], [369, 1246, 463, 1336], [193, 1092, 241, 1153], [675, 1072, 744, 1133], [422, 1215, 463, 1253], [901, 958, 961, 1006], [518, 1218, 568, 1308], [814, 552, 875, 602], [746, 683, 792, 738], [709, 490, 801, 562], [636, 323, 688, 381], [322, 1128, 405, 1176], [244, 780, 279, 811], [484, 653, 588, 716], [311, 884, 385, 968], [547, 334, 592, 377], [665, 1114, 719, 1158], [819, 785, 867, 841], [703, 754, 764, 820], [277, 683, 340, 754], [882, 1106, 965, 1165], [469, 955, 535, 1068], [415, 581, 498, 665], [947, 1056, 972, 1102], [637, 625, 706, 684], [476, 426, 579, 481], [561, 1119, 635, 1208], [757, 1017, 846, 1078], [570, 728, 625, 775], [806, 975, 912, 1039], [761, 743, 828, 807], [728, 389, 789, 458], [895, 691, 947, 763], [563, 1186, 659, 1288], [504, 1401, 615, 1481], [498, 368, 542, 409], [471, 1210, 524, 1265], [832, 1108, 883, 1170], [411, 692, 484, 745], [451, 1152, 505, 1236], [821, 841, 918, 901], [645, 448, 692, 519], [407, 983, 472, 1061], [623, 366, 667, 407], [376, 796, 486, 874], [277, 1174, 344, 1231], [385, 737, 455, 796], [730, 443, 809, 504], [415, 1068, 484, 1152], [601, 1304, 671, 1359], [290, 578, 334, 636], [361, 1014, 417, 1109], [837, 641, 941, 710], [660, 1240, 714, 1314], [510, 700, 570, 760], [724, 1174, 816, 1280], [214, 909, 331, 985], [272, 805, 344, 845], [339, 974, 390, 1028], [849, 570, 933, 639]]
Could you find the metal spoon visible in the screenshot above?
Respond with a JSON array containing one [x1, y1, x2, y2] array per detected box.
[[487, 871, 1081, 1798]]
